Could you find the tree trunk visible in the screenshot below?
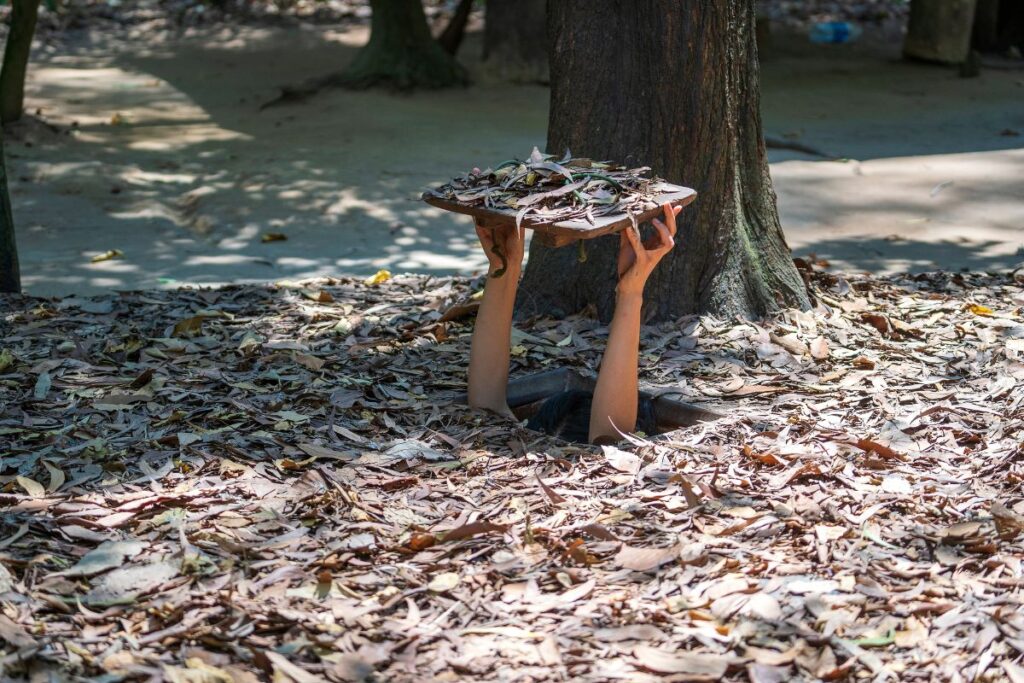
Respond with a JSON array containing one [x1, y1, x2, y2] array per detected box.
[[996, 0, 1024, 52], [340, 0, 467, 90], [904, 0, 978, 64], [437, 0, 474, 56], [482, 0, 548, 83], [0, 0, 41, 124], [518, 1, 809, 323], [0, 126, 19, 294], [973, 0, 1001, 51]]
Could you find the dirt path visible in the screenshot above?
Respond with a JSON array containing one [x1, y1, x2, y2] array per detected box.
[[9, 23, 1024, 296]]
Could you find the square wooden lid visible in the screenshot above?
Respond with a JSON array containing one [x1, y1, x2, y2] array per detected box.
[[423, 182, 697, 247]]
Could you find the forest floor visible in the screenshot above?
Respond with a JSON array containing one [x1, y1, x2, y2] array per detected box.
[[1, 269, 1024, 681], [4, 13, 1023, 296]]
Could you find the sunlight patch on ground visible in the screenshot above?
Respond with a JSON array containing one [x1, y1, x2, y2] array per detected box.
[[30, 64, 251, 149], [12, 22, 1023, 296], [121, 124, 250, 152], [323, 26, 371, 47], [776, 148, 1024, 273]]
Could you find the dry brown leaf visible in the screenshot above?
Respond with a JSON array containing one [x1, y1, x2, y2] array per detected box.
[[854, 438, 902, 460], [536, 473, 567, 505], [15, 476, 45, 498], [41, 461, 65, 493], [602, 445, 641, 474], [2, 269, 1022, 682], [809, 336, 830, 360], [593, 625, 667, 642], [740, 593, 783, 621], [440, 521, 509, 543], [262, 651, 322, 683], [1004, 662, 1024, 683], [293, 353, 326, 371], [991, 502, 1024, 540], [633, 644, 732, 676], [172, 316, 204, 337], [615, 543, 681, 571], [770, 332, 808, 356], [427, 572, 460, 593], [851, 355, 875, 369], [742, 444, 783, 466], [297, 443, 355, 461]]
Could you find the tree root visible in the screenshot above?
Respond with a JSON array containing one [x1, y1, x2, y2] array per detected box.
[[764, 136, 837, 160]]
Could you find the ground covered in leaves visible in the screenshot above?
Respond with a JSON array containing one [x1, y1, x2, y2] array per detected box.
[[2, 269, 1024, 682]]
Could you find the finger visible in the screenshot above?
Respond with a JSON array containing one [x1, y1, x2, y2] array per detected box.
[[625, 225, 642, 253], [651, 219, 673, 248], [661, 203, 678, 237], [653, 221, 674, 251]]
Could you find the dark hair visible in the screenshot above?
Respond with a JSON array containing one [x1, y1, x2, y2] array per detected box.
[[526, 390, 658, 444]]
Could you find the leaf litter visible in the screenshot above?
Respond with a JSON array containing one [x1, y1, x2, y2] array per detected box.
[[0, 268, 1023, 681]]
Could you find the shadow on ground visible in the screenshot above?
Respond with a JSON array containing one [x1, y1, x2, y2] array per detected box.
[[796, 236, 1022, 274], [9, 22, 1024, 296]]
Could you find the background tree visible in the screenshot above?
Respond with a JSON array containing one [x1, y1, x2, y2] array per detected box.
[[437, 0, 474, 56], [0, 127, 19, 294], [482, 0, 547, 83], [518, 1, 810, 322], [339, 0, 467, 89], [973, 0, 1024, 53], [0, 0, 41, 123]]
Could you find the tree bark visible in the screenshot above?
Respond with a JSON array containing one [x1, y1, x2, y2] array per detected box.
[[904, 0, 978, 64], [482, 0, 548, 83], [0, 126, 19, 294], [340, 0, 467, 90], [995, 0, 1024, 52], [973, 0, 1001, 51], [518, 1, 809, 323], [437, 0, 474, 56], [0, 0, 41, 124]]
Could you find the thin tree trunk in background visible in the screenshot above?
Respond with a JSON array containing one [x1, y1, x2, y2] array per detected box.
[[482, 0, 548, 83], [973, 0, 1001, 51], [437, 0, 474, 56], [996, 0, 1024, 51], [518, 1, 809, 322], [904, 0, 978, 64], [0, 0, 41, 124], [0, 127, 19, 293], [339, 0, 467, 90]]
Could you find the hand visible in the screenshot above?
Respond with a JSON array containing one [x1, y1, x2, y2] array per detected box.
[[476, 219, 526, 279], [616, 203, 681, 296]]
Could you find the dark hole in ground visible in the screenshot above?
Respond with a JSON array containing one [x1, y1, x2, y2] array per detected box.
[[506, 368, 721, 437]]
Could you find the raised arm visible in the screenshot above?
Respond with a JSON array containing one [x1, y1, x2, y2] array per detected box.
[[467, 219, 526, 417], [589, 203, 681, 443]]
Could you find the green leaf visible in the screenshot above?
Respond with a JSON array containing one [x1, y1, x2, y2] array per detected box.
[[851, 629, 896, 648]]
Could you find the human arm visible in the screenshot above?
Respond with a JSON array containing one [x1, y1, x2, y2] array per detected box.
[[589, 203, 681, 443], [467, 219, 526, 417]]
